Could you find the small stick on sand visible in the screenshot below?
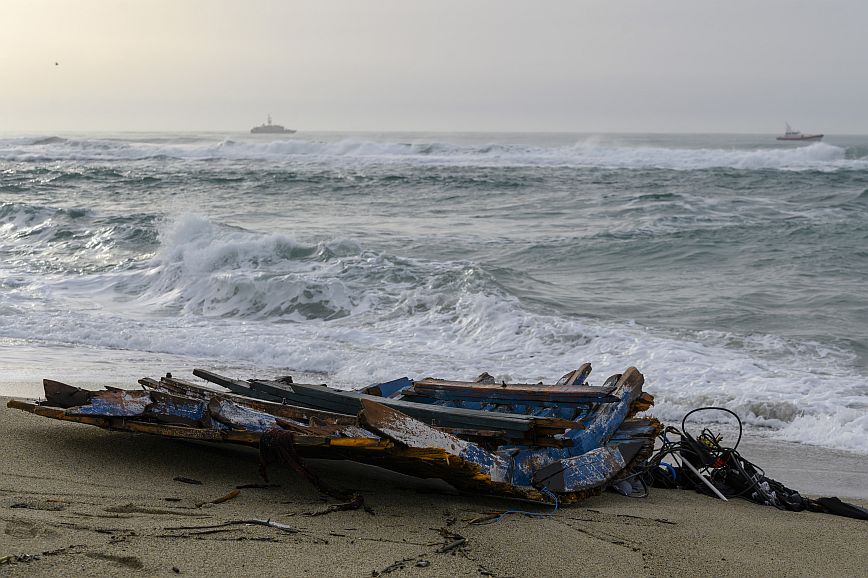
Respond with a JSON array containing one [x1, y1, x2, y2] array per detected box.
[[196, 489, 241, 508]]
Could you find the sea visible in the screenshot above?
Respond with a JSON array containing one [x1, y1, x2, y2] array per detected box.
[[1, 131, 867, 457]]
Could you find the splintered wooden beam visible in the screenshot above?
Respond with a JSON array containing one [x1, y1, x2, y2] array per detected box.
[[145, 375, 358, 426], [358, 398, 506, 478], [556, 363, 593, 386]]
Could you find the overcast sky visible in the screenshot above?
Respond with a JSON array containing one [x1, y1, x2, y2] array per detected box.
[[2, 0, 866, 134]]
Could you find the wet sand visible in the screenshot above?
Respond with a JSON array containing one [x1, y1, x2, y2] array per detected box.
[[1, 399, 866, 577]]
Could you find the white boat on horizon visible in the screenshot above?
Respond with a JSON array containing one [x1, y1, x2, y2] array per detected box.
[[251, 115, 296, 134], [776, 123, 823, 142]]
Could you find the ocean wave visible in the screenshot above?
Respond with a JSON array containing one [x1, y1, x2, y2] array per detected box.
[[1, 212, 862, 453], [2, 135, 866, 171], [0, 202, 158, 273]]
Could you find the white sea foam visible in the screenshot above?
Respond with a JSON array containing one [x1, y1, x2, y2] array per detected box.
[[1, 213, 865, 454], [0, 136, 865, 171]]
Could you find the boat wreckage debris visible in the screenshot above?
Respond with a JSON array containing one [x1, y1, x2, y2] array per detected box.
[[7, 363, 661, 503]]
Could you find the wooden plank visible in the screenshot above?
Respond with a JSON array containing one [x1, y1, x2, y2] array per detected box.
[[207, 397, 282, 432], [193, 369, 540, 435], [6, 398, 340, 448], [64, 389, 151, 417], [567, 367, 645, 455], [257, 379, 575, 434], [411, 377, 616, 402], [402, 386, 616, 406], [280, 380, 585, 434], [358, 399, 506, 477], [159, 377, 554, 444], [150, 375, 358, 426], [143, 391, 208, 427]]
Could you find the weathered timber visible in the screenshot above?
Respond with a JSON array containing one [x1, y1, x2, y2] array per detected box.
[[193, 369, 580, 437], [556, 363, 593, 386], [8, 362, 657, 503], [142, 375, 358, 426], [531, 446, 628, 492], [143, 391, 208, 427], [489, 367, 649, 488], [6, 399, 354, 449], [65, 389, 151, 417], [411, 377, 616, 403], [359, 399, 506, 477], [43, 379, 94, 408], [402, 386, 616, 406]]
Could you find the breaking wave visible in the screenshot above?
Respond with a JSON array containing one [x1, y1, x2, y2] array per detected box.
[[1, 212, 864, 453], [0, 135, 864, 171]]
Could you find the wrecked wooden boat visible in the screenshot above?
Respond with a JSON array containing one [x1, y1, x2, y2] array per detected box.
[[7, 363, 660, 503]]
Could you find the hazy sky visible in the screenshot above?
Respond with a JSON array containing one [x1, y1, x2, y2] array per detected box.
[[3, 1, 866, 133]]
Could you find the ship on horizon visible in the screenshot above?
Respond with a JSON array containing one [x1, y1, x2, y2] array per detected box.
[[250, 114, 296, 134], [776, 123, 823, 142]]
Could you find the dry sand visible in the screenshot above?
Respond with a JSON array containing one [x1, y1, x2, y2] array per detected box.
[[1, 398, 866, 577]]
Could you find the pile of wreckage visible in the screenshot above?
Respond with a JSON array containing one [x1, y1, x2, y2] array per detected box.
[[6, 363, 660, 503]]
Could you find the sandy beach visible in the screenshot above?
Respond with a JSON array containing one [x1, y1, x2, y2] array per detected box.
[[1, 398, 865, 577]]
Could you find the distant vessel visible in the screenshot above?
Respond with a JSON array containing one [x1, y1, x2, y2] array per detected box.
[[250, 115, 296, 134], [776, 123, 823, 142]]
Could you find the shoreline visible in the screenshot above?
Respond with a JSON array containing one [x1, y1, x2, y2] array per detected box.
[[2, 398, 866, 576]]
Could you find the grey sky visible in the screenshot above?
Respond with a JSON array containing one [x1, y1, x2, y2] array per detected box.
[[3, 0, 866, 133]]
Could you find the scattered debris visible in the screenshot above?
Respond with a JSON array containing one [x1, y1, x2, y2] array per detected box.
[[306, 494, 365, 517], [468, 488, 558, 525], [436, 528, 467, 554], [104, 504, 207, 517], [7, 362, 660, 503], [166, 519, 299, 534], [173, 477, 202, 485], [1, 554, 40, 565], [10, 500, 66, 511], [373, 556, 423, 576], [196, 489, 240, 507]]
